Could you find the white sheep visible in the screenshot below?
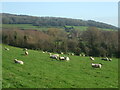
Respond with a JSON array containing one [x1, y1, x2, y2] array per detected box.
[[50, 55, 58, 59], [50, 54, 59, 59], [66, 57, 70, 61], [90, 57, 94, 61], [91, 63, 102, 68], [25, 51, 29, 55], [109, 58, 112, 61], [101, 57, 112, 61], [42, 51, 45, 53], [4, 47, 9, 51], [59, 56, 70, 61], [71, 53, 74, 56], [59, 57, 66, 60], [61, 52, 64, 54], [49, 53, 52, 55], [101, 57, 109, 61], [23, 48, 27, 51], [14, 59, 24, 65], [54, 54, 59, 57]]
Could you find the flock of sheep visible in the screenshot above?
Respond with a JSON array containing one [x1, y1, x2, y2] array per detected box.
[[4, 47, 112, 69], [4, 47, 28, 65]]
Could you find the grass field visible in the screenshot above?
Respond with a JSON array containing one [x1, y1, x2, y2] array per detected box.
[[2, 44, 118, 88], [2, 24, 116, 31]]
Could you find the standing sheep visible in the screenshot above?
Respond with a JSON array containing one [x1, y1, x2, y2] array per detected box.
[[25, 51, 29, 55], [90, 57, 94, 61], [66, 57, 70, 61]]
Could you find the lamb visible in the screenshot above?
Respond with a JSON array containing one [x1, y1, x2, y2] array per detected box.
[[4, 47, 9, 51], [90, 57, 94, 61], [25, 51, 29, 55], [91, 63, 102, 68], [14, 59, 24, 65], [54, 54, 59, 57]]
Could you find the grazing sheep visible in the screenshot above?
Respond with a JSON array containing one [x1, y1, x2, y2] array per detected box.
[[71, 53, 74, 56], [59, 57, 66, 60], [66, 57, 70, 61], [82, 54, 85, 57], [42, 51, 45, 53], [49, 53, 52, 55], [109, 58, 112, 61], [61, 52, 64, 54], [91, 63, 102, 68], [54, 54, 59, 57], [90, 57, 94, 61], [101, 57, 112, 61], [14, 59, 24, 65], [45, 51, 48, 53], [59, 56, 70, 61], [50, 55, 58, 59], [4, 47, 9, 51], [25, 51, 29, 55], [23, 48, 27, 51]]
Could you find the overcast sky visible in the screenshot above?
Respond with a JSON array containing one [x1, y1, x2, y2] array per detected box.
[[2, 2, 118, 27]]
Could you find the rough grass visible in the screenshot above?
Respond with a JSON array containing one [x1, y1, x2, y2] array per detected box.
[[2, 44, 118, 88]]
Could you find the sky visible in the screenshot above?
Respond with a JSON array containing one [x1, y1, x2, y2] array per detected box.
[[1, 2, 118, 27]]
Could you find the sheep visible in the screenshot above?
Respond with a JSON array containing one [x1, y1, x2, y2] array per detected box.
[[109, 58, 112, 61], [42, 51, 45, 53], [60, 52, 64, 54], [71, 53, 74, 56], [49, 53, 52, 55], [4, 47, 9, 51], [66, 57, 70, 61], [59, 57, 66, 60], [101, 57, 112, 61], [14, 59, 24, 65], [91, 63, 102, 68], [50, 55, 58, 59], [50, 54, 59, 59], [82, 54, 85, 57], [90, 57, 94, 61], [23, 48, 27, 51], [25, 51, 29, 55], [59, 56, 70, 61]]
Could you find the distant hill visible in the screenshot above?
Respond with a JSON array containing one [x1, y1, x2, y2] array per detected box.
[[1, 13, 117, 30]]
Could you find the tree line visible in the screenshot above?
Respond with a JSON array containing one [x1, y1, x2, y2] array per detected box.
[[1, 13, 117, 30], [2, 27, 118, 58]]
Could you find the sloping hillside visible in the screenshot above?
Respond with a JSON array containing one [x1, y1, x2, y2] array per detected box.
[[1, 13, 117, 30], [2, 44, 118, 88]]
